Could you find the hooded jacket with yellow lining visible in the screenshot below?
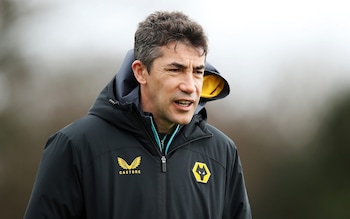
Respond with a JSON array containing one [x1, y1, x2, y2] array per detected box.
[[24, 50, 251, 219]]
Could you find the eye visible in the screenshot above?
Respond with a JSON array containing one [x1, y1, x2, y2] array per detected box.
[[167, 68, 180, 73]]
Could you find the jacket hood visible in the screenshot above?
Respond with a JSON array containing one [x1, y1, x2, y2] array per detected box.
[[114, 49, 230, 111]]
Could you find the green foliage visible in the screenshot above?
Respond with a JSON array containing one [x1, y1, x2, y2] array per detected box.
[[253, 93, 350, 219]]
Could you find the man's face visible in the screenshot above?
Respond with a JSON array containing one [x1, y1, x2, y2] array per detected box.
[[137, 42, 205, 133]]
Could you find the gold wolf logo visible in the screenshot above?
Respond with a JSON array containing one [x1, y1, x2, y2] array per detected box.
[[192, 162, 211, 183]]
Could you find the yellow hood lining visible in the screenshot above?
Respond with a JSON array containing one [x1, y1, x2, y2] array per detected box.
[[201, 74, 225, 98]]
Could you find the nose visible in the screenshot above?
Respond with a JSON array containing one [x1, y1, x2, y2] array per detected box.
[[179, 73, 196, 94]]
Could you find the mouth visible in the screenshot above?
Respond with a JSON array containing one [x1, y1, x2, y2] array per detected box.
[[174, 100, 193, 107]]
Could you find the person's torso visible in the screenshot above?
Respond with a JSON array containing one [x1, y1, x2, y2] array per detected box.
[[67, 114, 232, 219]]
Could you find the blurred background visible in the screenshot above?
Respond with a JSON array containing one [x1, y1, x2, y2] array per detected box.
[[1, 0, 350, 218]]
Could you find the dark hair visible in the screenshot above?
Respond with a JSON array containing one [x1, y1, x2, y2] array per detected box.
[[134, 11, 208, 72]]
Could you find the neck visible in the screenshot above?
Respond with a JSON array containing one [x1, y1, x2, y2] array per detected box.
[[157, 123, 176, 135]]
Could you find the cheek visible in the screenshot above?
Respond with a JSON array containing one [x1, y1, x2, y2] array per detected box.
[[196, 80, 203, 93]]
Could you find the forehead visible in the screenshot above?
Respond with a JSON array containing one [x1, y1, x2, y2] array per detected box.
[[156, 42, 206, 66]]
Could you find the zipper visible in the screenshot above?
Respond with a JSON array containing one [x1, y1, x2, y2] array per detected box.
[[161, 156, 167, 219], [160, 135, 167, 153], [161, 156, 167, 173], [160, 137, 167, 172]]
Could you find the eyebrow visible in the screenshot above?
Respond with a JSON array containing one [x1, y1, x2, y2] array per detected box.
[[167, 62, 205, 71]]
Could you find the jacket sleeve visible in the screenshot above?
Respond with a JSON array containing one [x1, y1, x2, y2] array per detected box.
[[24, 132, 84, 219], [222, 148, 252, 219]]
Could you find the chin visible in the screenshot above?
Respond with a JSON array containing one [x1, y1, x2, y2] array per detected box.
[[175, 117, 193, 125], [171, 111, 195, 125]]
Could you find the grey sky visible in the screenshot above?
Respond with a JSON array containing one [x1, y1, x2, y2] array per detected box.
[[8, 0, 350, 111]]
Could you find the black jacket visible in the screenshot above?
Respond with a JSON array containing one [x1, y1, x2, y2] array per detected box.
[[24, 50, 251, 219]]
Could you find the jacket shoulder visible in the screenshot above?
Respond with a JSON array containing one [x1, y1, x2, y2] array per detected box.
[[205, 123, 237, 149], [59, 115, 111, 137], [44, 115, 119, 166]]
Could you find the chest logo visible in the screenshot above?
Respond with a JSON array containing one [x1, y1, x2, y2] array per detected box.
[[192, 162, 211, 183], [117, 156, 141, 175]]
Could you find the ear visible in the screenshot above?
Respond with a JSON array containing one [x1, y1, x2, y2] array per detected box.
[[132, 60, 147, 85]]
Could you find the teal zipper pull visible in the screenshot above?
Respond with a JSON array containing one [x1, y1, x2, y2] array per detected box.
[[161, 156, 167, 173]]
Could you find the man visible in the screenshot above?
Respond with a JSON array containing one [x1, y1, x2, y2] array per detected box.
[[24, 11, 252, 218]]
